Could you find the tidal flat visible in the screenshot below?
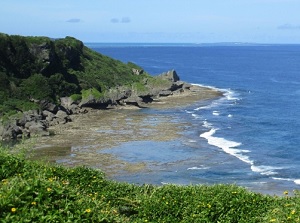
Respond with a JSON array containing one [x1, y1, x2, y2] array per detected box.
[[22, 85, 221, 179]]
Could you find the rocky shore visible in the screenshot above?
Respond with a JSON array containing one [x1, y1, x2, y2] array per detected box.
[[0, 70, 222, 141], [14, 80, 221, 176]]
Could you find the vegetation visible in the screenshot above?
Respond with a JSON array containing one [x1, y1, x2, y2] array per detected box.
[[0, 33, 148, 117], [1, 147, 300, 222]]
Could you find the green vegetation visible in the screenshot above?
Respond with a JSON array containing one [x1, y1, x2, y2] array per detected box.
[[0, 33, 149, 117], [1, 147, 300, 222]]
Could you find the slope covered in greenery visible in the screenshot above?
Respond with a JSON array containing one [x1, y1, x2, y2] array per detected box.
[[0, 33, 146, 116], [0, 148, 299, 222]]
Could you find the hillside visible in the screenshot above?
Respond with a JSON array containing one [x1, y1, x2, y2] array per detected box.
[[0, 33, 196, 140], [0, 33, 147, 116], [1, 149, 299, 222]]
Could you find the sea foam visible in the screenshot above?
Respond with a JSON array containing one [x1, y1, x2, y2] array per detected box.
[[294, 179, 300, 185], [251, 165, 282, 176], [200, 128, 252, 165]]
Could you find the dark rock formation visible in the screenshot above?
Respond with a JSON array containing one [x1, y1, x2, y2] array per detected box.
[[0, 68, 193, 141], [0, 102, 73, 140]]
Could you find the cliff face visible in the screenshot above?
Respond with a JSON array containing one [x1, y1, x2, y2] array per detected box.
[[0, 34, 84, 79], [0, 33, 144, 115], [0, 33, 193, 141]]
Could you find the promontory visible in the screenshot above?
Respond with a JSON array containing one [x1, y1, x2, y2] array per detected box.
[[0, 33, 221, 141]]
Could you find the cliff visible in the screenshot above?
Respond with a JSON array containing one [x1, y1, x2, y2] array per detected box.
[[0, 33, 193, 140]]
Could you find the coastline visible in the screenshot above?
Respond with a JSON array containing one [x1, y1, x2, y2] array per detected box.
[[22, 84, 222, 176]]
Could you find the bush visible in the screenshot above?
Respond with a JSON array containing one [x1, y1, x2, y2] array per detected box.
[[20, 73, 53, 101], [1, 148, 300, 222]]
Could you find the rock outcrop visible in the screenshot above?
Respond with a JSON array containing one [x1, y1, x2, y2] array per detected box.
[[0, 68, 195, 141], [0, 103, 73, 141], [2, 34, 196, 141], [157, 70, 180, 82]]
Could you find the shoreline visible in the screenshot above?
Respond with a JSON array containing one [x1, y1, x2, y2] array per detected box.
[[21, 84, 222, 176]]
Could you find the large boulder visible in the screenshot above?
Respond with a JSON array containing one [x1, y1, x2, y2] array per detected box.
[[27, 121, 49, 137], [42, 110, 55, 122], [48, 110, 71, 125], [1, 123, 23, 140], [17, 110, 42, 127], [157, 70, 180, 82], [40, 100, 58, 113]]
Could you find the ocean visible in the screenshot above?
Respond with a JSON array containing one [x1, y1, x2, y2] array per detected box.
[[87, 43, 300, 195]]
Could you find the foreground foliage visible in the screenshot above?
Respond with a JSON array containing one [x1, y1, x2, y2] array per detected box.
[[0, 148, 300, 222]]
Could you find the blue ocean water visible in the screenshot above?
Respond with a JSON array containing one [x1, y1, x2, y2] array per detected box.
[[88, 43, 300, 194]]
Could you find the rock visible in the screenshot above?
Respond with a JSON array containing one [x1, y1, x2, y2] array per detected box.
[[56, 110, 68, 119], [52, 110, 71, 125], [170, 81, 184, 91], [40, 100, 58, 113], [18, 110, 42, 127], [159, 90, 173, 97], [60, 97, 80, 113], [42, 110, 55, 122], [182, 82, 192, 90], [1, 123, 22, 140], [157, 70, 180, 82], [132, 68, 144, 75], [124, 96, 143, 107], [28, 121, 49, 137]]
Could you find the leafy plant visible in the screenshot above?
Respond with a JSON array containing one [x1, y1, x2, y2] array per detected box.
[[1, 147, 300, 222]]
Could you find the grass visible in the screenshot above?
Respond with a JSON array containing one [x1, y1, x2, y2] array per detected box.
[[1, 147, 300, 222]]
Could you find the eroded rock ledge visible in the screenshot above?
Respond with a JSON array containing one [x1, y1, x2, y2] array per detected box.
[[0, 70, 220, 141]]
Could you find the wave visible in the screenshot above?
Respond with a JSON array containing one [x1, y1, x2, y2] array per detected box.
[[212, 111, 220, 116], [199, 128, 250, 163], [272, 177, 300, 185], [193, 84, 286, 178], [191, 114, 201, 119], [200, 125, 283, 177], [294, 179, 300, 185], [192, 85, 240, 111], [187, 166, 210, 170], [202, 120, 213, 128], [251, 165, 282, 176]]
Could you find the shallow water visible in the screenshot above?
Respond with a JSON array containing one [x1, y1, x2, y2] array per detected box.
[[90, 44, 300, 195], [27, 44, 300, 196]]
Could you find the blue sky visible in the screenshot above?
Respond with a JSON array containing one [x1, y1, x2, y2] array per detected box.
[[1, 0, 300, 43]]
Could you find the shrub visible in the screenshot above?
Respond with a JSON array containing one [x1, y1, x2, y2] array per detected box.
[[1, 148, 300, 222]]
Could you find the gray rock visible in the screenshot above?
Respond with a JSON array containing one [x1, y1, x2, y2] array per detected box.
[[40, 100, 58, 113], [1, 123, 22, 140], [157, 70, 180, 82], [52, 110, 71, 125], [60, 97, 80, 113], [159, 90, 172, 97], [28, 121, 49, 137], [124, 96, 143, 107], [18, 110, 42, 127], [132, 68, 144, 75], [55, 110, 68, 120], [42, 110, 55, 122]]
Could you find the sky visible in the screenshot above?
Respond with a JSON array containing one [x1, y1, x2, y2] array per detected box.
[[1, 0, 300, 43]]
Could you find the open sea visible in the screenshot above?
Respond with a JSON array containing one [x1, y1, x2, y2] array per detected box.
[[87, 43, 300, 195]]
